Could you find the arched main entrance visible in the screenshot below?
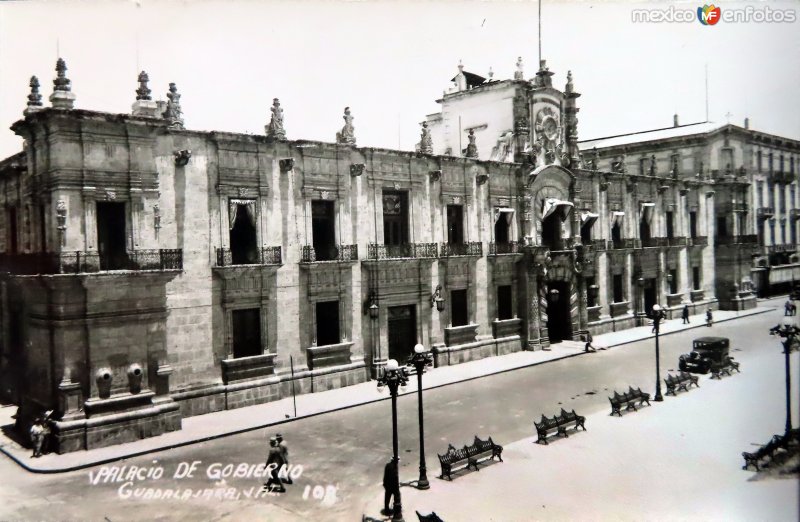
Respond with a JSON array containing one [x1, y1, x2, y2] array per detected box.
[[546, 280, 573, 343]]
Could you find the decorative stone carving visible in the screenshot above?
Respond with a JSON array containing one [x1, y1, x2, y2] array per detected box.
[[419, 122, 433, 154], [266, 98, 286, 140], [163, 82, 184, 130], [56, 199, 67, 231], [465, 129, 479, 159], [626, 179, 637, 194], [393, 182, 401, 190], [320, 190, 331, 200], [136, 71, 152, 101], [336, 106, 356, 145], [127, 363, 143, 394], [174, 149, 191, 166], [280, 158, 295, 173], [349, 163, 365, 177], [514, 56, 524, 80], [679, 188, 689, 196], [237, 187, 252, 198], [429, 170, 441, 182], [95, 367, 113, 399], [153, 203, 161, 234], [452, 196, 461, 205], [50, 58, 76, 109], [476, 171, 489, 185], [706, 190, 715, 198], [657, 185, 669, 194], [25, 76, 43, 115], [105, 190, 116, 201]]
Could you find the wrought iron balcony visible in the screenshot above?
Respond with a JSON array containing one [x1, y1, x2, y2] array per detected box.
[[215, 247, 282, 267], [689, 236, 708, 247], [667, 236, 688, 247], [489, 241, 522, 255], [767, 244, 797, 254], [300, 244, 358, 263], [641, 237, 669, 248], [592, 239, 608, 251], [610, 238, 640, 249], [757, 207, 775, 219], [0, 249, 183, 275], [730, 202, 749, 213], [715, 235, 758, 246], [441, 242, 482, 257], [366, 243, 438, 260]]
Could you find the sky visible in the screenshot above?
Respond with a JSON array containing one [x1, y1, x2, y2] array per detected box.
[[1, 0, 799, 160]]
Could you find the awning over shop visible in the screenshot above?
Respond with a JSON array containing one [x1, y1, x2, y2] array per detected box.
[[542, 198, 574, 220], [580, 211, 599, 228], [494, 207, 515, 224]]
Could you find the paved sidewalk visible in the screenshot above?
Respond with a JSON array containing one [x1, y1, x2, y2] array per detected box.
[[0, 304, 775, 473]]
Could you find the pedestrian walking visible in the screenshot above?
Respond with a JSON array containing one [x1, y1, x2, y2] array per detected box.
[[786, 300, 793, 317], [264, 436, 286, 492], [584, 331, 596, 352], [682, 305, 690, 324], [382, 459, 399, 517], [276, 433, 292, 485], [706, 308, 713, 327]]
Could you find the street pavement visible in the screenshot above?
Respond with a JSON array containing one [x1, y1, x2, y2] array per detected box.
[[0, 298, 797, 521]]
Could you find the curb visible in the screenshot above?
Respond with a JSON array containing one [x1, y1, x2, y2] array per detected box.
[[0, 306, 777, 474]]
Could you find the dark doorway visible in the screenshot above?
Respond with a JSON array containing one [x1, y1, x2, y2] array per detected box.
[[666, 212, 674, 239], [450, 289, 469, 326], [96, 202, 127, 270], [39, 206, 47, 252], [611, 222, 622, 248], [716, 216, 728, 238], [495, 213, 510, 244], [497, 285, 513, 320], [689, 211, 697, 238], [387, 305, 416, 362], [580, 223, 592, 244], [639, 219, 651, 241], [315, 300, 341, 346], [546, 280, 572, 343], [230, 203, 258, 264], [312, 200, 336, 261], [693, 266, 701, 290], [7, 207, 18, 253], [541, 214, 562, 250], [613, 274, 624, 303], [447, 205, 464, 244], [232, 308, 262, 358], [383, 191, 408, 246], [643, 278, 657, 317]]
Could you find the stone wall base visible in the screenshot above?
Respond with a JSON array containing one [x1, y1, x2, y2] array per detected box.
[[52, 398, 182, 454], [587, 314, 637, 335], [719, 295, 756, 311], [433, 335, 524, 367]]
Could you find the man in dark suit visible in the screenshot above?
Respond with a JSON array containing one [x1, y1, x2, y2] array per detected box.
[[382, 459, 399, 516]]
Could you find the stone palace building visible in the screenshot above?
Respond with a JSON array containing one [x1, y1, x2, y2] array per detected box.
[[0, 57, 796, 452]]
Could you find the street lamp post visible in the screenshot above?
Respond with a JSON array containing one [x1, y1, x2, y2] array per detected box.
[[652, 303, 667, 402], [377, 359, 409, 522], [769, 320, 799, 435], [407, 343, 433, 490]]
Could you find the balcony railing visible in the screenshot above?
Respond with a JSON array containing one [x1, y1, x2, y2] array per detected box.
[[0, 249, 183, 275], [757, 207, 775, 219], [641, 237, 669, 248], [767, 244, 797, 254], [367, 243, 438, 260], [689, 236, 708, 247], [215, 247, 282, 267], [441, 242, 482, 257], [668, 236, 688, 247], [300, 244, 358, 263], [609, 238, 640, 250], [489, 241, 522, 255], [591, 239, 608, 251], [715, 235, 758, 246]]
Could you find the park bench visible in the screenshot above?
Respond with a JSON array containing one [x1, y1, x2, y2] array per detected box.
[[416, 511, 445, 522], [710, 357, 740, 379], [437, 435, 503, 480], [742, 434, 789, 471], [609, 386, 651, 416], [534, 408, 586, 444], [664, 371, 699, 396]]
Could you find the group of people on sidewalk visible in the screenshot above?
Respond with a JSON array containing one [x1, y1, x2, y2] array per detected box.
[[263, 433, 292, 493], [679, 305, 714, 327]]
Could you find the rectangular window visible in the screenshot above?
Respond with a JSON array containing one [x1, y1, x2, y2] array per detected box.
[[666, 212, 674, 239], [39, 205, 46, 252], [451, 289, 469, 327], [446, 205, 464, 244], [497, 285, 513, 320], [315, 301, 340, 346], [611, 222, 622, 247], [716, 216, 728, 238], [494, 211, 510, 244], [613, 274, 624, 303], [639, 158, 648, 175], [232, 308, 262, 358], [769, 153, 774, 172], [383, 191, 409, 246], [229, 200, 258, 265], [689, 211, 697, 238], [757, 151, 762, 172], [312, 200, 336, 261], [7, 207, 18, 253], [693, 266, 701, 291], [580, 222, 592, 244], [96, 202, 127, 270], [669, 269, 678, 294], [757, 181, 764, 207]]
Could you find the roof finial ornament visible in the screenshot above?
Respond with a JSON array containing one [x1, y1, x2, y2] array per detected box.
[[465, 129, 479, 159], [458, 59, 464, 72], [25, 76, 43, 115], [336, 106, 356, 145], [514, 57, 524, 80], [487, 67, 494, 81], [163, 82, 184, 130], [49, 58, 76, 109], [419, 122, 433, 154], [136, 71, 152, 101], [266, 98, 286, 140], [565, 70, 574, 93]]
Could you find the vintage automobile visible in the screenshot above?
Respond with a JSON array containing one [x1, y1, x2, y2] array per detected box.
[[678, 337, 730, 374]]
